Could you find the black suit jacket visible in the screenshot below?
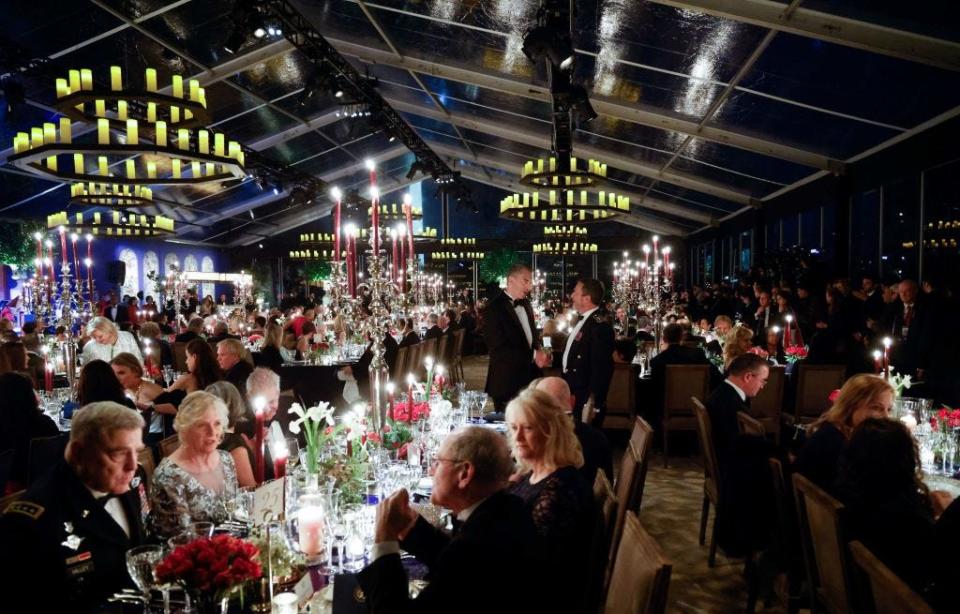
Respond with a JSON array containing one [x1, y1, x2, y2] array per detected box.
[[0, 462, 146, 613], [424, 325, 443, 341], [399, 331, 420, 348], [574, 419, 614, 484], [704, 382, 747, 469], [482, 292, 541, 404], [354, 333, 400, 394], [649, 344, 721, 413], [224, 360, 254, 392], [357, 491, 541, 614], [885, 299, 930, 375], [562, 309, 615, 411]]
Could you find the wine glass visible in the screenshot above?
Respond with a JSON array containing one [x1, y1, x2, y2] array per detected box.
[[286, 438, 300, 471], [125, 544, 163, 604]]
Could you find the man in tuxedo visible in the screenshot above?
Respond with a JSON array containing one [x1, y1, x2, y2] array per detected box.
[[482, 264, 551, 410], [101, 291, 129, 325], [535, 376, 613, 484], [562, 279, 615, 425], [704, 353, 769, 470], [207, 321, 238, 345], [752, 289, 774, 343], [886, 279, 929, 379], [649, 323, 721, 428], [217, 339, 254, 392], [441, 308, 460, 336], [175, 316, 204, 342], [358, 426, 542, 613], [0, 402, 148, 612], [423, 313, 444, 341]]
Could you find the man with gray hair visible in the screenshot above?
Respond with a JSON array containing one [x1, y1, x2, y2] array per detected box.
[[358, 426, 542, 612], [534, 377, 613, 484], [0, 402, 147, 611]]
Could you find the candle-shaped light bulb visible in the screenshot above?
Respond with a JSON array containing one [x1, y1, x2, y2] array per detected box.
[[872, 350, 882, 361], [407, 373, 416, 386], [785, 314, 793, 323], [882, 337, 892, 349], [252, 395, 267, 415], [331, 186, 342, 200], [364, 158, 376, 171]]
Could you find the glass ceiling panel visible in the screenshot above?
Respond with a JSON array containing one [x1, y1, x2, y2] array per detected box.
[[231, 48, 315, 103], [668, 156, 773, 198], [294, 0, 391, 48], [647, 181, 743, 215], [409, 74, 554, 122], [740, 33, 960, 130], [802, 0, 960, 42], [5, 0, 122, 60], [673, 138, 810, 188], [263, 132, 335, 166], [204, 82, 266, 127], [215, 106, 299, 144], [140, 0, 251, 68], [713, 89, 897, 160]]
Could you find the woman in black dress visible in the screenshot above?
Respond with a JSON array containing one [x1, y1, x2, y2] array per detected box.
[[0, 372, 59, 493], [794, 374, 894, 491], [505, 387, 594, 613]]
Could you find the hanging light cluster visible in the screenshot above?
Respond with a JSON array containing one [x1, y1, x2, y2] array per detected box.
[[500, 189, 629, 223], [532, 241, 598, 255], [520, 156, 608, 188], [543, 224, 588, 238], [369, 202, 423, 221], [438, 237, 476, 246], [47, 211, 175, 237], [429, 251, 485, 260], [9, 66, 246, 189], [289, 249, 347, 260], [298, 232, 336, 245], [69, 182, 154, 207]]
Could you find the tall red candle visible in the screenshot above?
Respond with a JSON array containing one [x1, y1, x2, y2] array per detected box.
[[273, 453, 287, 479], [253, 401, 266, 483], [59, 228, 68, 271], [391, 232, 398, 282], [368, 162, 379, 256], [46, 242, 55, 290], [44, 361, 53, 392]]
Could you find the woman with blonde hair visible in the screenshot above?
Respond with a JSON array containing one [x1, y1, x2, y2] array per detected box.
[[723, 325, 755, 369], [205, 381, 256, 488], [149, 391, 238, 537], [794, 373, 894, 490], [505, 387, 593, 612]]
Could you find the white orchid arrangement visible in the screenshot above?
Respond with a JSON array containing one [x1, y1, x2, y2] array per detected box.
[[288, 401, 335, 474], [886, 369, 912, 398]]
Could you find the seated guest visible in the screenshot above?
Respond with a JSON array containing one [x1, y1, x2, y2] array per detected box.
[[280, 329, 300, 362], [139, 321, 173, 368], [256, 321, 284, 372], [175, 316, 205, 342], [169, 338, 223, 393], [713, 315, 733, 342], [612, 337, 637, 364], [794, 374, 894, 491], [81, 317, 143, 365], [206, 381, 256, 488], [217, 338, 254, 392], [207, 321, 237, 345], [704, 354, 770, 471], [834, 418, 960, 611], [295, 321, 317, 356], [397, 317, 420, 347], [78, 360, 137, 409], [358, 426, 542, 613], [0, 372, 59, 493], [506, 388, 594, 612], [0, 402, 147, 612], [534, 376, 613, 484], [149, 391, 238, 538], [423, 312, 443, 340], [110, 352, 177, 443], [246, 367, 281, 431], [722, 325, 755, 370], [764, 329, 786, 364], [441, 308, 460, 335]]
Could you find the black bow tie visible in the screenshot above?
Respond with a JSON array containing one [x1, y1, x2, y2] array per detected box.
[[512, 298, 528, 308], [97, 493, 118, 506]]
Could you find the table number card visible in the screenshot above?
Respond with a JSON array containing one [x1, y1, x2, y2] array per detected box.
[[253, 477, 286, 523]]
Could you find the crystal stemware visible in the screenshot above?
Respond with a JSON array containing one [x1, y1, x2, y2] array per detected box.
[[125, 544, 163, 604]]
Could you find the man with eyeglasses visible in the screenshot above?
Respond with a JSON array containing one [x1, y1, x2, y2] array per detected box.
[[358, 426, 543, 612], [705, 353, 769, 469]]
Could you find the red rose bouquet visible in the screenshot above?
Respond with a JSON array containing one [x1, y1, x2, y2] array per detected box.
[[388, 401, 430, 423], [155, 534, 262, 608], [930, 407, 960, 433], [784, 345, 808, 364], [747, 346, 769, 359]]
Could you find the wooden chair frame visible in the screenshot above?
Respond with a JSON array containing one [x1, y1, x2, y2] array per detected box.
[[692, 397, 723, 567], [662, 365, 711, 467]]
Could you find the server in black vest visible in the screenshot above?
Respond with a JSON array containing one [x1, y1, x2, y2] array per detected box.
[[482, 264, 551, 411], [0, 402, 148, 613], [562, 279, 615, 426]]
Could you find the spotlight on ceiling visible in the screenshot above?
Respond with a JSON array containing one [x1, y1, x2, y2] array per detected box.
[[406, 159, 428, 180], [521, 25, 574, 70]]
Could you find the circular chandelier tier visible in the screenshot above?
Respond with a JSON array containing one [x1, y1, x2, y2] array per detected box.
[[368, 202, 422, 221], [47, 211, 174, 237], [289, 249, 346, 260], [372, 227, 437, 244], [543, 224, 588, 238], [520, 156, 608, 188], [298, 232, 336, 245], [532, 241, 599, 255], [69, 182, 153, 207], [430, 251, 486, 260], [438, 237, 476, 246], [53, 67, 210, 132], [9, 120, 246, 186], [500, 190, 629, 223]]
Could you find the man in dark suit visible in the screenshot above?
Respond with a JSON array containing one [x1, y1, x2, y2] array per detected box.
[[347, 332, 400, 399], [441, 308, 461, 336], [358, 426, 542, 613], [752, 289, 774, 344], [649, 322, 721, 428], [175, 316, 204, 342], [423, 313, 444, 341], [562, 279, 615, 425], [101, 292, 130, 325], [536, 376, 613, 484], [704, 353, 769, 470], [885, 279, 930, 379], [482, 264, 551, 410], [207, 321, 239, 345], [217, 338, 254, 392], [0, 402, 148, 612]]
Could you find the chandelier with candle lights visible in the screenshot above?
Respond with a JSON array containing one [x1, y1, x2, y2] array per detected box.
[[543, 224, 588, 238], [500, 189, 629, 223], [298, 232, 336, 245], [8, 66, 245, 186], [368, 202, 422, 221], [532, 241, 598, 255], [519, 156, 609, 188], [438, 237, 477, 246], [429, 251, 485, 261], [69, 182, 154, 207], [48, 211, 175, 237]]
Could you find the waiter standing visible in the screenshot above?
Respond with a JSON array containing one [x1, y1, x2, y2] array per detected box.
[[483, 264, 551, 411], [562, 279, 615, 426]]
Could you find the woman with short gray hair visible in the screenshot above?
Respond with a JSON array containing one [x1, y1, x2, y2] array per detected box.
[[81, 316, 143, 365], [149, 391, 238, 537]]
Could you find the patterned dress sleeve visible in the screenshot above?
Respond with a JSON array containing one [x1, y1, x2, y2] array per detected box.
[[528, 472, 582, 541], [148, 460, 192, 538]]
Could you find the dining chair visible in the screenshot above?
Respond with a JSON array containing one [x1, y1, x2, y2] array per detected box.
[[590, 470, 619, 609], [451, 329, 466, 383], [629, 417, 654, 513], [609, 442, 642, 571], [172, 341, 188, 372], [692, 397, 722, 567], [793, 473, 856, 614], [662, 365, 710, 466], [748, 365, 784, 442], [137, 447, 156, 490], [736, 411, 766, 438], [848, 540, 933, 614], [393, 346, 409, 382], [603, 511, 672, 614], [791, 364, 846, 424], [603, 363, 638, 430], [159, 434, 181, 459], [27, 434, 69, 485]]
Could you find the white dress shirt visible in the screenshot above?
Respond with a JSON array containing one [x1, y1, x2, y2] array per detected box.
[[724, 379, 747, 402], [86, 486, 131, 538], [505, 291, 533, 348], [563, 306, 599, 372]]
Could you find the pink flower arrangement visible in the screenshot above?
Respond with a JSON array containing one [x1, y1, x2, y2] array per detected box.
[[747, 346, 769, 359]]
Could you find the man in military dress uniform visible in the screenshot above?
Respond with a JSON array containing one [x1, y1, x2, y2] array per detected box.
[[0, 402, 147, 613], [562, 279, 615, 426]]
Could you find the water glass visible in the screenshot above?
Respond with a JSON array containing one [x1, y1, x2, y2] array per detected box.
[[125, 544, 163, 602]]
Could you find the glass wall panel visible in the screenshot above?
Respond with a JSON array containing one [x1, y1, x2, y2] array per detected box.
[[850, 189, 881, 277], [800, 208, 821, 248], [781, 213, 799, 248], [921, 159, 960, 288], [766, 219, 780, 252], [881, 176, 921, 280], [740, 230, 752, 272]]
